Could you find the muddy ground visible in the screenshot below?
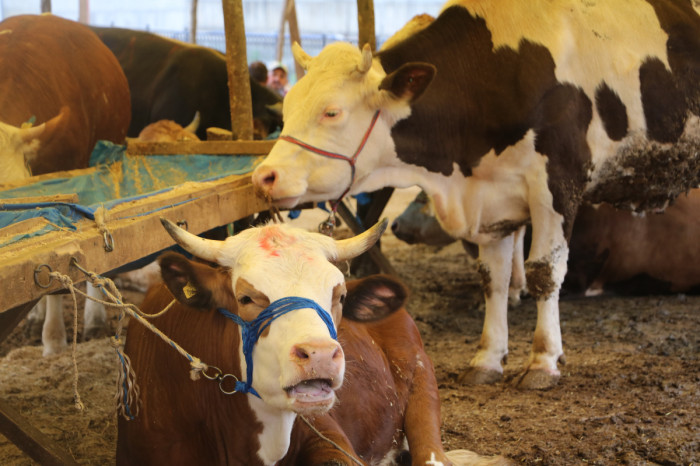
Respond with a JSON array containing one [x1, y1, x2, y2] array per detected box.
[[0, 188, 697, 465]]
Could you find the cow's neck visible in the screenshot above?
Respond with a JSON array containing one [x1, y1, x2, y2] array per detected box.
[[249, 396, 297, 465], [377, 5, 558, 179]]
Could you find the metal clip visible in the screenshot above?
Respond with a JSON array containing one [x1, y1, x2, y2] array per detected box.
[[201, 365, 223, 381], [318, 212, 337, 237], [176, 220, 188, 231]]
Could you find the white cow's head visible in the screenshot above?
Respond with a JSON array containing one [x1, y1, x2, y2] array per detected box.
[[159, 218, 386, 415], [0, 109, 66, 184], [252, 42, 435, 208]]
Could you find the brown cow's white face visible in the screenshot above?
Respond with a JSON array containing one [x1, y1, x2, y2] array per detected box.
[[161, 219, 386, 417], [252, 42, 419, 208]]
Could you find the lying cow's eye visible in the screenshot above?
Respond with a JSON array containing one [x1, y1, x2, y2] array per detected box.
[[238, 296, 253, 305]]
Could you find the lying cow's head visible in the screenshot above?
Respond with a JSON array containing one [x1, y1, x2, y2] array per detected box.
[[159, 218, 386, 415], [252, 42, 435, 208], [0, 109, 66, 184]]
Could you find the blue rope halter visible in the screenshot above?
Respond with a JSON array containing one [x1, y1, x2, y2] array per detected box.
[[218, 296, 338, 398]]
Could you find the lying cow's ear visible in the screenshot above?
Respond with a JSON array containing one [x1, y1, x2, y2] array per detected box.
[[379, 62, 436, 102], [158, 252, 232, 311], [343, 275, 408, 322]]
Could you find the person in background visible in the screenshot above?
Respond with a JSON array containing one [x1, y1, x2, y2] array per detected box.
[[248, 60, 268, 86], [268, 63, 290, 97]]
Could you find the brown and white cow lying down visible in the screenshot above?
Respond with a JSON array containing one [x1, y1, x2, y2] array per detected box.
[[252, 1, 700, 388], [0, 14, 131, 356], [117, 219, 506, 465], [392, 189, 700, 297]]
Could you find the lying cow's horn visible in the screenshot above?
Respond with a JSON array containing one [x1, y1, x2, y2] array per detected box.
[[18, 122, 46, 142], [357, 43, 373, 74], [160, 218, 223, 264], [292, 42, 312, 70], [184, 111, 200, 133], [334, 218, 388, 262], [20, 106, 68, 143]]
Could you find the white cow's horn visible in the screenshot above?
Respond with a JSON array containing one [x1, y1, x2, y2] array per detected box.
[[292, 42, 312, 70], [357, 43, 373, 74], [160, 218, 223, 264], [334, 218, 388, 262]]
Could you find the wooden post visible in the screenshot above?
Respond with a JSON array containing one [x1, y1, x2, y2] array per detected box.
[[276, 0, 304, 81], [357, 0, 376, 51], [286, 0, 304, 80], [221, 0, 254, 141], [40, 0, 51, 13], [190, 0, 198, 44], [78, 0, 89, 23]]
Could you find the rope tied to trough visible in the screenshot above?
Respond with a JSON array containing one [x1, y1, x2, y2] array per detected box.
[[50, 260, 213, 420]]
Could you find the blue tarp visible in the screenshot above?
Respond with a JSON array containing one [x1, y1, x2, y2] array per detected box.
[[0, 141, 261, 248]]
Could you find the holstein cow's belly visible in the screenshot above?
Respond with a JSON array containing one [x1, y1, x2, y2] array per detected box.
[[586, 116, 700, 212]]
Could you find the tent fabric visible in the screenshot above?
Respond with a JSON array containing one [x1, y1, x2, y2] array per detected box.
[[0, 141, 261, 248]]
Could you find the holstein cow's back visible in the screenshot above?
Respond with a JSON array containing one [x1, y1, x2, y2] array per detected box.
[[117, 220, 504, 465], [0, 14, 131, 355], [90, 26, 283, 140], [252, 1, 700, 388]]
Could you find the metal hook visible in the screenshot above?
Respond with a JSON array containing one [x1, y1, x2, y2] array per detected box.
[[103, 230, 115, 252], [176, 220, 188, 231], [69, 257, 90, 277], [33, 264, 54, 288], [201, 365, 223, 381]]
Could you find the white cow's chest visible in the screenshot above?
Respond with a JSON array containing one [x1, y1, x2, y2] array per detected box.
[[420, 132, 543, 245]]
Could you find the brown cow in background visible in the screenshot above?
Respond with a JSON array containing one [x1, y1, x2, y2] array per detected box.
[[0, 14, 131, 355]]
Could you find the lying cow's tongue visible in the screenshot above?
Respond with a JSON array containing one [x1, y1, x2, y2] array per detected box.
[[286, 379, 333, 400]]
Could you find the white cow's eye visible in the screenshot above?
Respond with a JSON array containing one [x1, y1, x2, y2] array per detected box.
[[324, 109, 340, 118]]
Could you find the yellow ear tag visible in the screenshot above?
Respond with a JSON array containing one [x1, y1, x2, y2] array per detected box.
[[183, 281, 197, 299]]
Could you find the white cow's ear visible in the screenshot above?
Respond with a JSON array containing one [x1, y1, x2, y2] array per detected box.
[[379, 62, 436, 102], [292, 42, 312, 70], [334, 219, 388, 262]]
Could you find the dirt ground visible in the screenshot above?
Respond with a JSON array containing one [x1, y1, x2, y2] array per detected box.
[[0, 188, 697, 465]]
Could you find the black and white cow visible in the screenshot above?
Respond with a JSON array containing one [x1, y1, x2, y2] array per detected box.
[[252, 1, 700, 389]]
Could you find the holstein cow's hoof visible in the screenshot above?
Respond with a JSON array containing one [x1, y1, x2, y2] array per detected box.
[[458, 367, 503, 385], [514, 369, 560, 390]]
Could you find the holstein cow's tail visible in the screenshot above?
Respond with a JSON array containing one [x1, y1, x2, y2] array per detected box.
[[445, 449, 514, 466]]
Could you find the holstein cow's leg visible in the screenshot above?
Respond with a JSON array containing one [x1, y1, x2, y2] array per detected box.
[[508, 226, 527, 307], [42, 294, 67, 356], [519, 205, 568, 390], [460, 234, 514, 385], [83, 283, 108, 340]]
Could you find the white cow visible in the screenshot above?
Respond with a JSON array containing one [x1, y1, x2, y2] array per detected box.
[[253, 0, 700, 388]]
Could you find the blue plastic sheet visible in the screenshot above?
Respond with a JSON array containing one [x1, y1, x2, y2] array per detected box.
[[0, 141, 261, 248]]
